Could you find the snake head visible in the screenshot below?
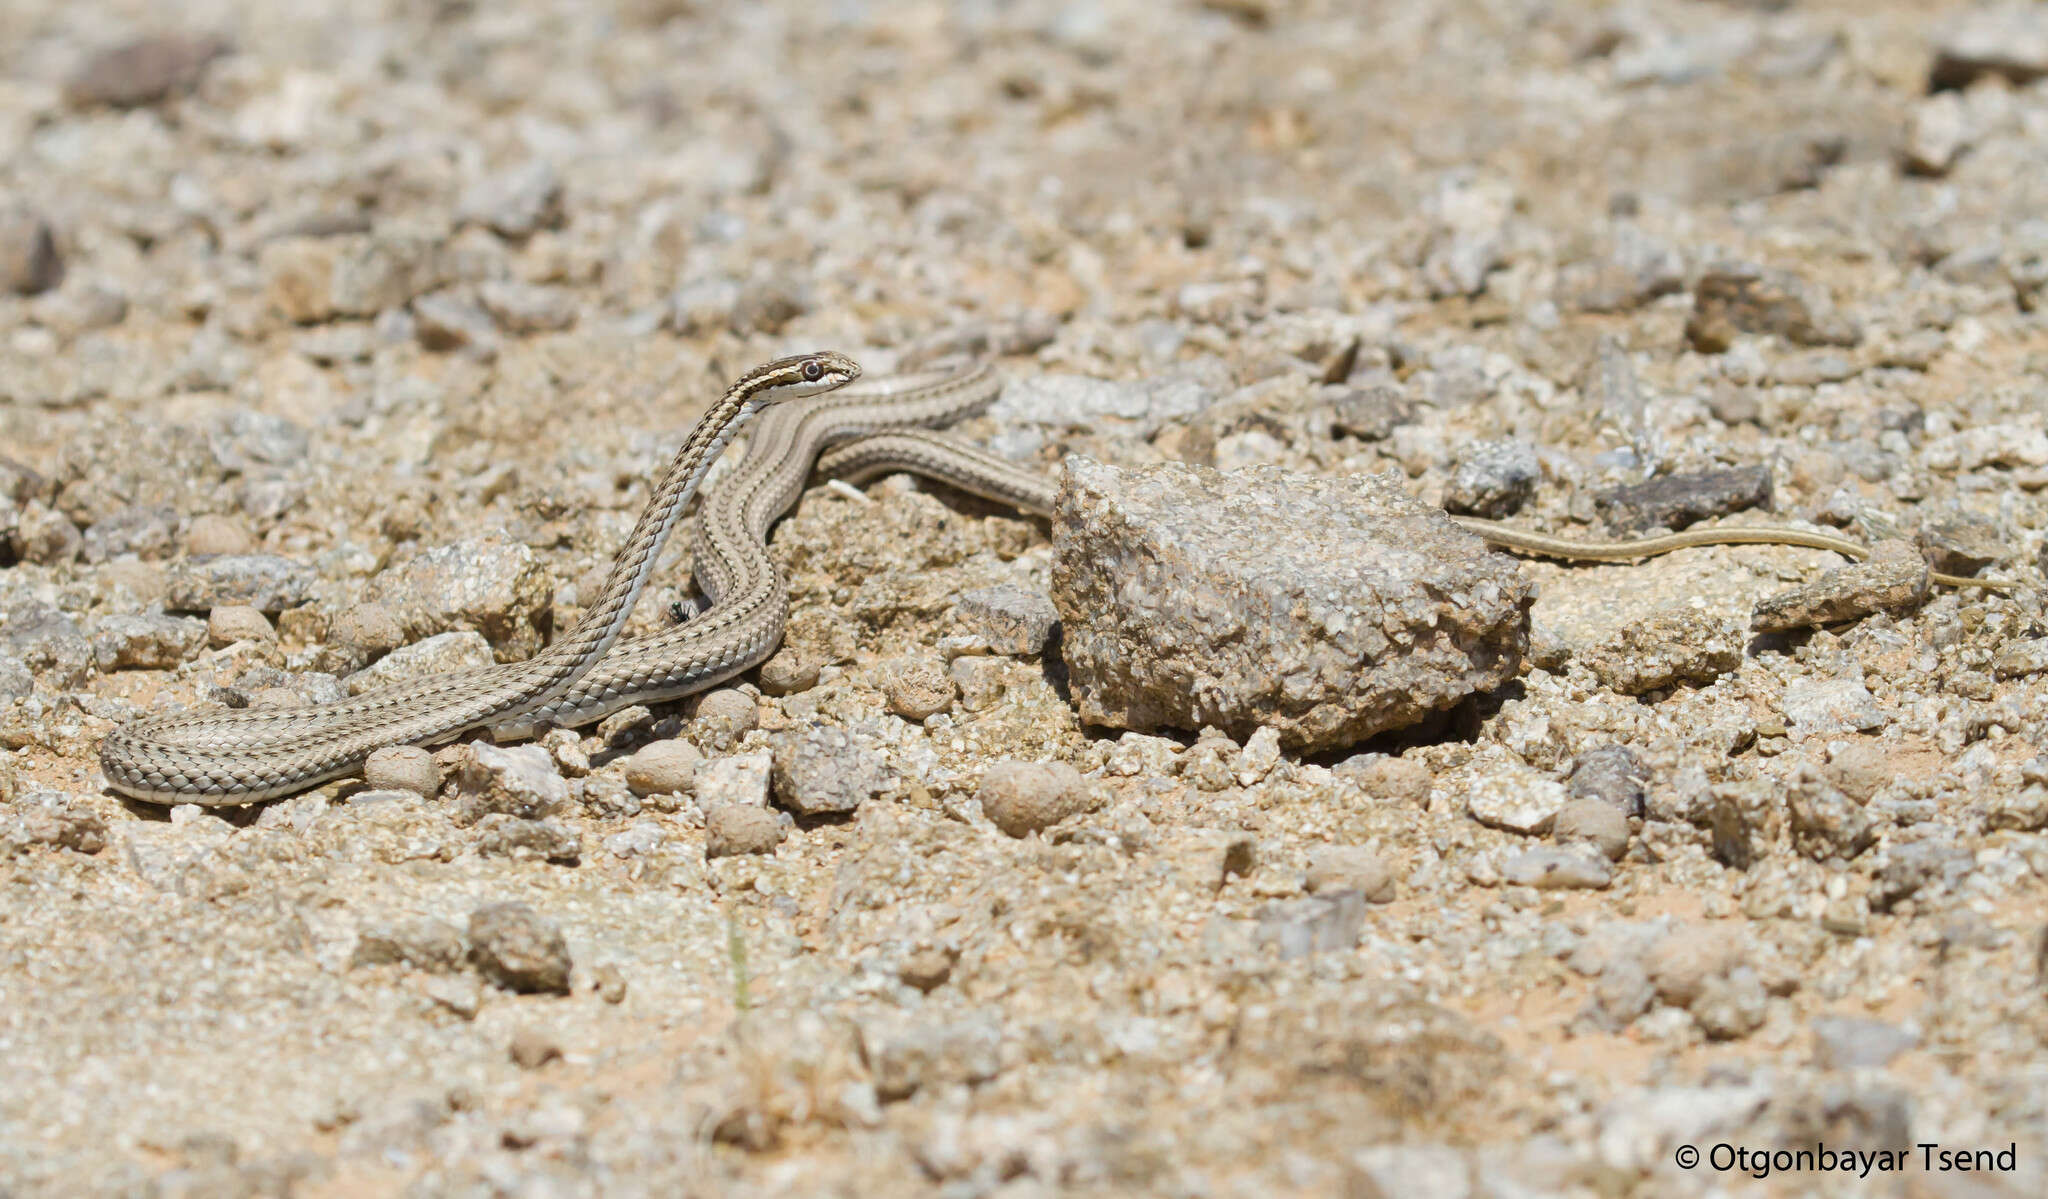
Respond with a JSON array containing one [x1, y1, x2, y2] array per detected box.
[[744, 351, 862, 402]]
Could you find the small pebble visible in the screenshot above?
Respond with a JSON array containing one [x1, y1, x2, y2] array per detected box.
[[206, 604, 275, 649], [691, 688, 758, 751], [976, 760, 1087, 838], [1329, 384, 1414, 440], [478, 280, 578, 335], [592, 963, 628, 1005], [419, 975, 483, 1020], [0, 208, 62, 296], [1552, 799, 1629, 861], [1337, 755, 1433, 804], [1645, 926, 1741, 1008], [474, 815, 580, 864], [898, 947, 957, 993], [1564, 745, 1646, 817], [166, 553, 316, 613], [467, 902, 573, 995], [539, 728, 590, 777], [1304, 845, 1396, 902], [1234, 726, 1283, 786], [508, 1027, 562, 1069], [757, 648, 821, 695], [597, 705, 654, 746], [603, 820, 667, 859], [1498, 846, 1612, 890], [91, 613, 206, 670], [1179, 729, 1240, 793], [327, 601, 404, 669], [1465, 770, 1566, 835], [453, 743, 570, 819], [879, 656, 956, 721], [183, 514, 256, 556], [1443, 439, 1539, 518], [623, 740, 702, 798], [705, 803, 786, 858], [363, 745, 440, 798]]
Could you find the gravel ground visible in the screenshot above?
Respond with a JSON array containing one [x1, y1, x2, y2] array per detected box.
[[5, 1, 2048, 1195]]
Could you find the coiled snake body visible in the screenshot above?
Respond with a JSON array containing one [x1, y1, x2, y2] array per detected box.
[[99, 355, 2005, 804]]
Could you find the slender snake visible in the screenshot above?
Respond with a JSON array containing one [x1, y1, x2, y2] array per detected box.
[[98, 355, 2010, 804]]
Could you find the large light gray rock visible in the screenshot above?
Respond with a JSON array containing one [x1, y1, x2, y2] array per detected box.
[[1050, 459, 1532, 752]]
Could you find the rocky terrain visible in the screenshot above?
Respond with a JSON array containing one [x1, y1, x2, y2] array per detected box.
[[5, 0, 2048, 1195]]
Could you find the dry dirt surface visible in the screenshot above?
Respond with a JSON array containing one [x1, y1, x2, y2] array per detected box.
[[5, 1, 2048, 1196]]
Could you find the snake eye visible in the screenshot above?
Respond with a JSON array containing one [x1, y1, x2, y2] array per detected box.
[[802, 360, 824, 382]]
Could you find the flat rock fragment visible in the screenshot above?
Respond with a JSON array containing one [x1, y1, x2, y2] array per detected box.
[[165, 554, 318, 614], [1049, 459, 1532, 752], [1993, 638, 2048, 679], [1685, 262, 1859, 352], [1594, 467, 1772, 534], [1915, 508, 2003, 575], [955, 585, 1060, 655], [1750, 541, 1930, 632], [1500, 847, 1613, 891], [64, 33, 227, 109], [1781, 675, 1888, 738], [1578, 607, 1744, 695]]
